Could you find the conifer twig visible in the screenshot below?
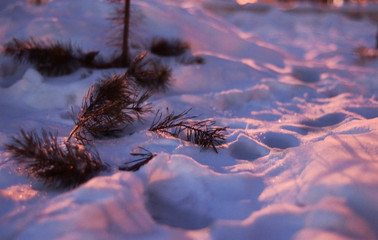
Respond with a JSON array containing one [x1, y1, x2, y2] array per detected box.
[[68, 74, 151, 142], [149, 108, 227, 153], [4, 129, 107, 189], [119, 147, 156, 171]]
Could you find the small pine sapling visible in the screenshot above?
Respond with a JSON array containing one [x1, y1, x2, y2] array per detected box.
[[68, 73, 151, 142], [107, 0, 133, 67], [27, 0, 50, 5], [119, 147, 156, 171], [150, 38, 190, 57], [177, 55, 205, 65], [127, 52, 172, 92], [4, 38, 99, 76], [122, 0, 131, 66], [27, 0, 44, 5], [149, 37, 205, 65], [375, 26, 378, 50], [149, 108, 227, 153], [5, 129, 107, 189], [354, 27, 378, 60]]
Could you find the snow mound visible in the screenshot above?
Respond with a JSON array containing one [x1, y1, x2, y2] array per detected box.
[[0, 0, 378, 239]]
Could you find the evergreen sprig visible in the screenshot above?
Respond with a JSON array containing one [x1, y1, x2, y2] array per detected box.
[[68, 74, 151, 142], [119, 147, 156, 171], [149, 108, 227, 153], [127, 52, 172, 92], [5, 129, 107, 189], [4, 38, 99, 76]]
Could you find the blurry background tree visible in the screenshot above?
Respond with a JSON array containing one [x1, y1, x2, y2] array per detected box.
[[375, 26, 378, 50], [121, 0, 131, 66], [108, 0, 132, 67], [27, 0, 50, 5]]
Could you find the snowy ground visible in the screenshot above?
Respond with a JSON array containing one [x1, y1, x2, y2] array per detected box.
[[1, 0, 378, 239]]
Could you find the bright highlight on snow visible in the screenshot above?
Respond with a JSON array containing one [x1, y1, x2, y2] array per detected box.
[[237, 0, 259, 5], [1, 0, 378, 239]]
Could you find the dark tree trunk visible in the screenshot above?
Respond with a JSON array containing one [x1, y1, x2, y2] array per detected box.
[[375, 26, 378, 49], [122, 0, 130, 66]]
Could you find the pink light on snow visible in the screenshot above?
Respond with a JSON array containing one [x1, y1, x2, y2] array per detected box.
[[1, 185, 38, 202], [236, 0, 259, 5]]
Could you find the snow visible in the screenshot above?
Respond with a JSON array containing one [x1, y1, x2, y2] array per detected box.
[[1, 0, 378, 239]]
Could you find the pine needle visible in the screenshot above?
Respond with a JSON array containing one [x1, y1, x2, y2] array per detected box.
[[4, 37, 99, 76], [68, 73, 151, 142], [119, 147, 156, 171], [127, 52, 172, 92], [149, 108, 227, 153], [4, 129, 107, 189]]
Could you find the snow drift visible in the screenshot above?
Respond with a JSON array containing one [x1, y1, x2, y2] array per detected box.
[[1, 0, 378, 239]]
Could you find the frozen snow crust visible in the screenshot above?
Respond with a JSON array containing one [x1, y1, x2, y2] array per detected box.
[[1, 0, 378, 239]]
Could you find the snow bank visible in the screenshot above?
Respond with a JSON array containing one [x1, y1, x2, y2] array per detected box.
[[1, 0, 378, 239]]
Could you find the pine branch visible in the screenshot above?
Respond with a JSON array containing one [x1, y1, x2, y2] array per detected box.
[[3, 38, 99, 76], [119, 147, 156, 171], [4, 129, 107, 189], [68, 74, 151, 142], [127, 52, 172, 92], [149, 108, 227, 153]]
